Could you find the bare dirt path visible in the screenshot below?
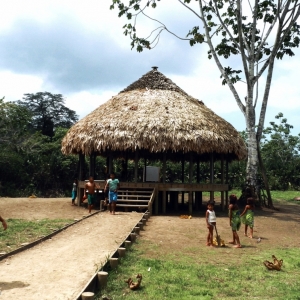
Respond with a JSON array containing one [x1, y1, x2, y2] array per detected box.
[[0, 198, 143, 300], [0, 197, 92, 220]]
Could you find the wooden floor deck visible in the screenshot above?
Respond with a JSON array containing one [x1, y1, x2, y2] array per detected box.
[[77, 181, 229, 214]]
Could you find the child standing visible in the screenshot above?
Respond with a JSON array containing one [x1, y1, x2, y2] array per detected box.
[[228, 194, 242, 248], [84, 176, 100, 213], [104, 173, 120, 215], [205, 201, 216, 246], [240, 197, 255, 238], [71, 179, 78, 206]]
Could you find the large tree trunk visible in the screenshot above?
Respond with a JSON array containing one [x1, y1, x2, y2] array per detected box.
[[245, 92, 258, 188]]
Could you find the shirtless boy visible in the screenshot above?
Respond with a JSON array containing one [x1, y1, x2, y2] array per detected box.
[[84, 176, 100, 213]]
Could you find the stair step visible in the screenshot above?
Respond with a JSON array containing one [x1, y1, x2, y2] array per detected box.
[[117, 199, 149, 202]]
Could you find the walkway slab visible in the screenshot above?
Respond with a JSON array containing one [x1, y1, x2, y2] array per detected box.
[[0, 211, 143, 300]]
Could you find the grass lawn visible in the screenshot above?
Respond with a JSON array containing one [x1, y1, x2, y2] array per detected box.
[[97, 245, 300, 300], [0, 218, 72, 253], [96, 190, 300, 300], [202, 190, 300, 204]]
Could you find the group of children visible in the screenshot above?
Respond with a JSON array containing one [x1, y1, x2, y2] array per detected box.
[[206, 194, 255, 248], [71, 173, 120, 214]]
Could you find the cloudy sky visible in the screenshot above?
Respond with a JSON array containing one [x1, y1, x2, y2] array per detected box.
[[1, 0, 299, 135]]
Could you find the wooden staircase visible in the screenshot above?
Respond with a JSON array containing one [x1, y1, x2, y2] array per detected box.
[[115, 188, 156, 213]]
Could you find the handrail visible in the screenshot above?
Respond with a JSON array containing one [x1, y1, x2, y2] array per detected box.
[[147, 187, 156, 215]]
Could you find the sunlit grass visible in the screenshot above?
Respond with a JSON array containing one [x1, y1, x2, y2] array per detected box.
[[96, 245, 300, 300]]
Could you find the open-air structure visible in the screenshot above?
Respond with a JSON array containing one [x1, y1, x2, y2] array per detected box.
[[61, 67, 247, 214]]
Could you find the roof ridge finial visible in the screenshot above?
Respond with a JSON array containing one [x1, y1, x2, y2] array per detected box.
[[151, 66, 158, 71]]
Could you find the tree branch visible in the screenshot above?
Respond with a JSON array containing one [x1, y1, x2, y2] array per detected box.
[[256, 16, 279, 60], [236, 0, 250, 85], [177, 0, 204, 21], [140, 11, 192, 42], [255, 10, 291, 82], [254, 62, 259, 108], [198, 0, 245, 114], [212, 0, 245, 55]]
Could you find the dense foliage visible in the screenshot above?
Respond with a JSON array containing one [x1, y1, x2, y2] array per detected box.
[[0, 94, 79, 197], [260, 113, 300, 190], [0, 92, 299, 196]]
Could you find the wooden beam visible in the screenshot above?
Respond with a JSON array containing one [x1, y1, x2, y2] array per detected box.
[[89, 152, 96, 178], [221, 154, 225, 211], [106, 156, 109, 176], [124, 152, 128, 181], [188, 153, 193, 215], [225, 158, 229, 207], [195, 156, 202, 210], [196, 157, 200, 183], [144, 155, 147, 182], [78, 153, 85, 206], [210, 153, 214, 202], [162, 153, 167, 214], [108, 152, 113, 174], [181, 154, 185, 204], [119, 182, 228, 192], [134, 150, 139, 183], [155, 187, 159, 215]]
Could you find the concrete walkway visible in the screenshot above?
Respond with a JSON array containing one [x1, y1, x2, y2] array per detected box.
[[0, 211, 143, 300]]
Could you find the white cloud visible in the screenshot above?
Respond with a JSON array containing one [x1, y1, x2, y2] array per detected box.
[[65, 90, 117, 119], [0, 0, 299, 136], [0, 71, 44, 101]]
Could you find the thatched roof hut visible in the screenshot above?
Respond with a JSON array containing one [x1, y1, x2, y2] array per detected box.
[[61, 67, 246, 161]]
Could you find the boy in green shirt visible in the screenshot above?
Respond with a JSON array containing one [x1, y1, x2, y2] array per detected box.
[[104, 173, 120, 215]]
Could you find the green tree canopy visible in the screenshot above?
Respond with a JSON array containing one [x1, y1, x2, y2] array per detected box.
[[16, 92, 78, 137], [261, 113, 300, 190], [0, 97, 32, 149]]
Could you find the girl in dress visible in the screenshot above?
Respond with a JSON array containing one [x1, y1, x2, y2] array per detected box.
[[228, 194, 242, 248], [205, 201, 216, 246], [240, 197, 255, 238]]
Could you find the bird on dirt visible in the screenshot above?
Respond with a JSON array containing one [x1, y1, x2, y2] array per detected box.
[[263, 255, 283, 271], [257, 237, 261, 243], [125, 274, 143, 290]]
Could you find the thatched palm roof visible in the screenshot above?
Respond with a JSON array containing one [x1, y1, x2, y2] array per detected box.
[[61, 68, 247, 161]]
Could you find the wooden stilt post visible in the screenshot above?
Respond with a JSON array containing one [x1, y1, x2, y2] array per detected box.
[[162, 153, 167, 214], [144, 154, 147, 182], [188, 153, 193, 215], [134, 150, 139, 183], [78, 153, 85, 206], [124, 151, 128, 182], [106, 156, 109, 176], [226, 158, 229, 207], [195, 156, 202, 210], [210, 153, 214, 202], [221, 154, 225, 211], [181, 154, 185, 204], [89, 152, 96, 178], [155, 184, 159, 215], [108, 152, 113, 174]]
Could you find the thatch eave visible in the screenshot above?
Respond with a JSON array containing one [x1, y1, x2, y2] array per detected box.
[[62, 86, 247, 161]]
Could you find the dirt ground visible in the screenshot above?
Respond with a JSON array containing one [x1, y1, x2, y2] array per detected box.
[[138, 201, 300, 262], [0, 197, 93, 220], [0, 197, 144, 300], [0, 198, 300, 299]]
